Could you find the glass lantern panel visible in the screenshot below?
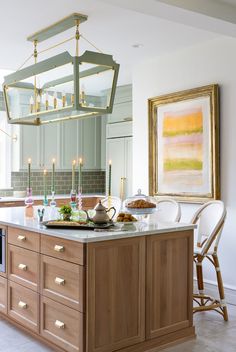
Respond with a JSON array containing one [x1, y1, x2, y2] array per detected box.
[[5, 62, 74, 121], [78, 63, 115, 109]]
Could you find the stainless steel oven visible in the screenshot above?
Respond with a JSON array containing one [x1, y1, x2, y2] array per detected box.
[[0, 228, 6, 273]]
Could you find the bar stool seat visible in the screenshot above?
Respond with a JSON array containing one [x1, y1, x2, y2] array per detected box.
[[191, 200, 228, 321]]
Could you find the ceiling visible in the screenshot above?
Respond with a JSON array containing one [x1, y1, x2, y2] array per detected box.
[[0, 0, 230, 86]]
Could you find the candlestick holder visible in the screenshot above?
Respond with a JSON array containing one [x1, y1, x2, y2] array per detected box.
[[25, 187, 34, 218], [70, 190, 77, 211], [25, 187, 34, 207], [77, 187, 83, 211], [50, 190, 57, 207], [43, 195, 48, 206]]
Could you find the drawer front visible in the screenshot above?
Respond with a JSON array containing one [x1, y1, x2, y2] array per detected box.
[[8, 227, 40, 252], [41, 255, 84, 311], [8, 245, 39, 291], [41, 296, 83, 352], [0, 276, 7, 314], [41, 235, 85, 265], [8, 281, 39, 333]]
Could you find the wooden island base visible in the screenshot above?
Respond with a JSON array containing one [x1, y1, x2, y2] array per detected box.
[[0, 219, 195, 352]]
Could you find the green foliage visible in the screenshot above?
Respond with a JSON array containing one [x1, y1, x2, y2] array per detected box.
[[59, 205, 73, 215]]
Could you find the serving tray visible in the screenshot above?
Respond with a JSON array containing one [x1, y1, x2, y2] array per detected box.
[[42, 220, 113, 230]]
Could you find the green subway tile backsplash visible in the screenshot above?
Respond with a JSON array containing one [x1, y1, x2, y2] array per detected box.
[[7, 170, 105, 196]]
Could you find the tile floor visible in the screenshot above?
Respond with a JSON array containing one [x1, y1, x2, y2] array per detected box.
[[0, 304, 235, 352]]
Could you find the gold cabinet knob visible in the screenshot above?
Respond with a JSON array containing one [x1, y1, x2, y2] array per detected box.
[[18, 301, 27, 309], [17, 235, 26, 241], [54, 245, 65, 252], [55, 320, 65, 329], [55, 277, 65, 286], [18, 263, 27, 271]]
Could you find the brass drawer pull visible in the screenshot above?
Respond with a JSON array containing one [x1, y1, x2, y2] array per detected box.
[[18, 263, 27, 271], [55, 277, 65, 286], [54, 245, 65, 252], [18, 301, 27, 309], [55, 320, 65, 329], [17, 235, 26, 241]]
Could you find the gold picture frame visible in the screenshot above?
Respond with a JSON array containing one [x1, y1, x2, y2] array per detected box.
[[149, 84, 220, 203]]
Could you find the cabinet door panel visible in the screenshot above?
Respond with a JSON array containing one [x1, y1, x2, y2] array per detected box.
[[107, 101, 132, 124], [0, 276, 7, 314], [81, 117, 101, 170], [41, 124, 61, 169], [20, 126, 40, 169], [61, 120, 78, 170], [106, 138, 125, 197], [146, 231, 193, 339], [87, 236, 145, 352]]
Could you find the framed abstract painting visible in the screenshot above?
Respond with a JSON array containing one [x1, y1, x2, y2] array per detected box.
[[148, 85, 220, 202]]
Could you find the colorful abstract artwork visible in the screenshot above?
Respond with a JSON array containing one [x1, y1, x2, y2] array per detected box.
[[149, 85, 220, 202]]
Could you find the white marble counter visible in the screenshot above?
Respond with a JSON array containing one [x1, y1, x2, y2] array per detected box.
[[0, 206, 196, 243], [0, 194, 104, 203]]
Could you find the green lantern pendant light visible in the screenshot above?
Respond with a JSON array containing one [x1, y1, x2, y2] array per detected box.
[[2, 13, 120, 125]]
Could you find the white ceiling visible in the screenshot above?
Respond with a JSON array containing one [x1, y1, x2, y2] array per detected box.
[[0, 0, 224, 85], [102, 0, 236, 37]]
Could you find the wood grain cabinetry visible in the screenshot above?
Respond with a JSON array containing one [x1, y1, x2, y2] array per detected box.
[[0, 276, 7, 314], [87, 236, 146, 352], [1, 225, 194, 352], [41, 255, 85, 312], [146, 231, 193, 339], [41, 296, 84, 352], [8, 227, 40, 252], [8, 244, 40, 291], [8, 280, 39, 333], [41, 235, 85, 265], [0, 196, 99, 209]]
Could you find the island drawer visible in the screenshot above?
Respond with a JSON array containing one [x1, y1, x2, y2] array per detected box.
[[41, 235, 85, 265], [41, 255, 85, 312], [8, 227, 40, 252], [8, 245, 40, 292], [0, 276, 7, 314], [41, 296, 83, 352], [8, 281, 39, 333]]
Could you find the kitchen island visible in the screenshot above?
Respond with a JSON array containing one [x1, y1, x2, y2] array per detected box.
[[0, 207, 196, 352]]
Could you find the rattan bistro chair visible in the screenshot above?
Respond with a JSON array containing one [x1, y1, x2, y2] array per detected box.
[[191, 200, 228, 321], [150, 198, 181, 223]]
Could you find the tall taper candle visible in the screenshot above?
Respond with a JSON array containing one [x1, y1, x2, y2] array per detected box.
[[52, 158, 55, 192], [72, 160, 76, 191], [78, 157, 83, 191], [108, 160, 112, 196], [28, 158, 31, 189]]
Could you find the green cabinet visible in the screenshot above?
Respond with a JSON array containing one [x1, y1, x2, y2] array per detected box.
[[18, 117, 102, 171]]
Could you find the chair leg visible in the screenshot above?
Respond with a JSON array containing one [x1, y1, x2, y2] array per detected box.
[[196, 258, 204, 305], [212, 254, 228, 321]]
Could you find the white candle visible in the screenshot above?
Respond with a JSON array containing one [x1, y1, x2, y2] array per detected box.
[[30, 96, 34, 114], [53, 91, 57, 109]]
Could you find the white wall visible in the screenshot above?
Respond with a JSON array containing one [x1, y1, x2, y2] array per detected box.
[[132, 36, 236, 298]]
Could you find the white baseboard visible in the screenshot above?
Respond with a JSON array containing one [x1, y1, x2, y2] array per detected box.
[[194, 279, 236, 306]]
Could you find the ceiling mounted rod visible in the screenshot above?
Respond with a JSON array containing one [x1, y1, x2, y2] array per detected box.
[[27, 13, 88, 43]]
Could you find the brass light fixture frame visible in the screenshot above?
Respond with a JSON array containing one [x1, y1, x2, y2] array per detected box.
[[3, 13, 119, 125]]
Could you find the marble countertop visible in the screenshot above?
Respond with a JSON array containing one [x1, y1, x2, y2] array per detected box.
[[0, 206, 196, 243], [0, 194, 104, 202]]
